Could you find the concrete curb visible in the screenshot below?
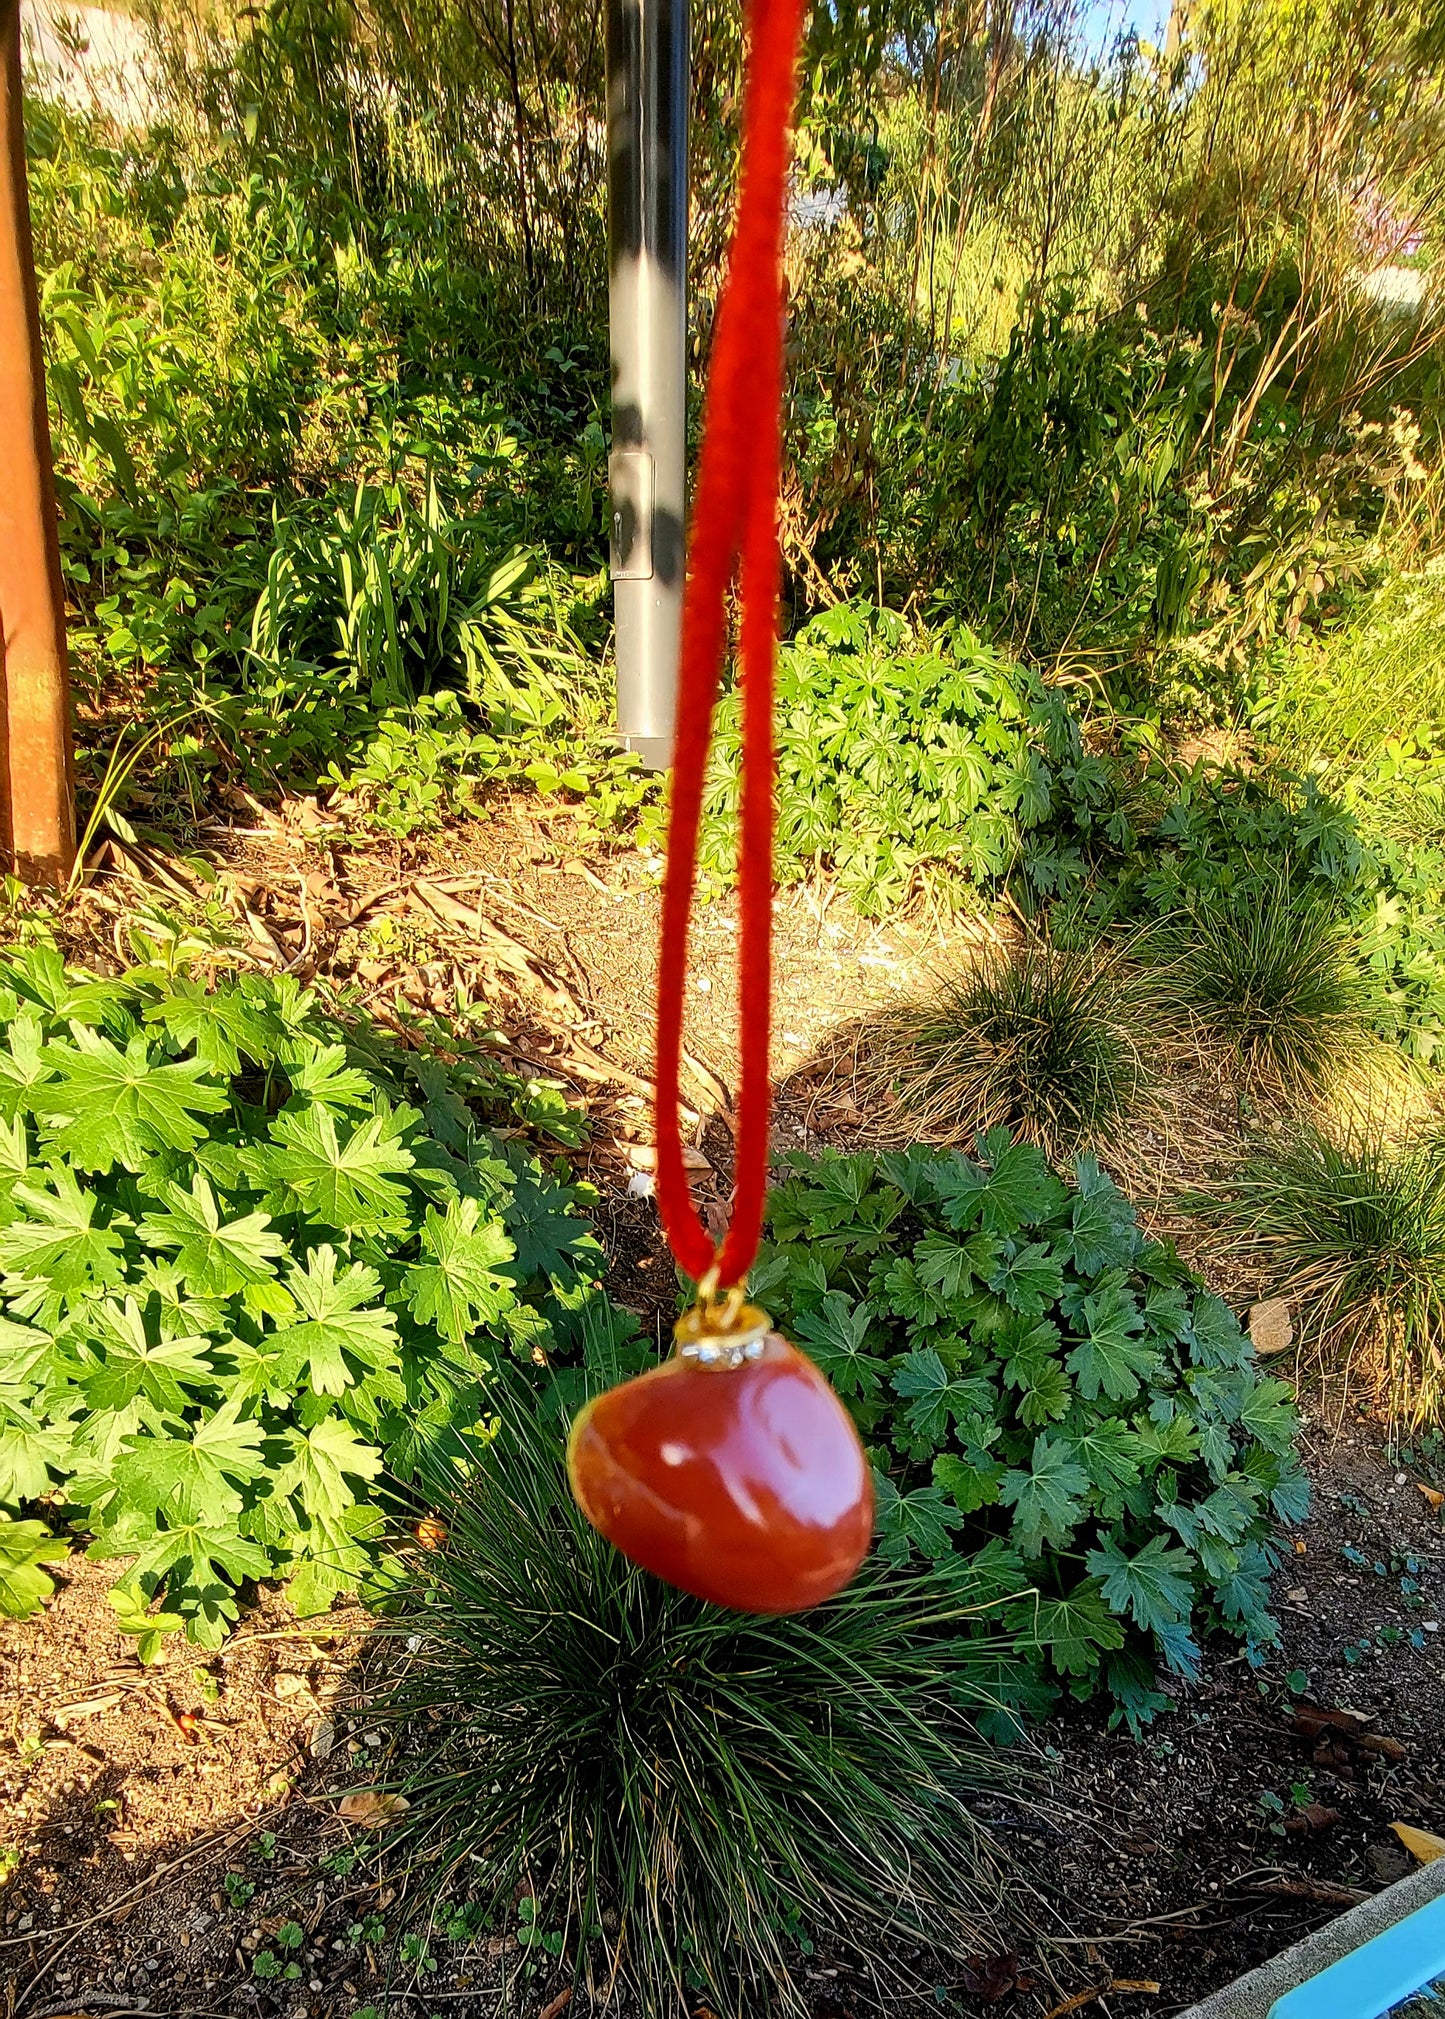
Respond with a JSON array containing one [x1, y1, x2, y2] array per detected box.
[[1176, 1861, 1445, 2018]]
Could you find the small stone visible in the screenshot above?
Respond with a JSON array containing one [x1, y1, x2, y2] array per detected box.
[[1368, 1843, 1412, 1884], [362, 1729, 382, 1748], [1248, 1298, 1293, 1357]]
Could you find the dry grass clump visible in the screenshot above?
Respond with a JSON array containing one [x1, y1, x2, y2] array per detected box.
[[847, 936, 1152, 1163]]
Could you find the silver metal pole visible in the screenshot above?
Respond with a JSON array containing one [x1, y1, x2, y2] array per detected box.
[[607, 0, 688, 773]]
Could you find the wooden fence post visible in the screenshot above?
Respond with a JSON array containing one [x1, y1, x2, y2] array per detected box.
[[0, 0, 75, 889]]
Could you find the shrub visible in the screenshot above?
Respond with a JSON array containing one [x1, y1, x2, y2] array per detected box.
[[751, 1138, 1307, 1727], [358, 1362, 1026, 2019], [849, 937, 1151, 1162], [1192, 1120, 1445, 1428], [0, 939, 607, 1648], [698, 602, 1119, 916], [29, 109, 647, 839], [1146, 877, 1376, 1094]]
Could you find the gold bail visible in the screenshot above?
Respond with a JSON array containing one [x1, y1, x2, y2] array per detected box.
[[675, 1266, 772, 1369]]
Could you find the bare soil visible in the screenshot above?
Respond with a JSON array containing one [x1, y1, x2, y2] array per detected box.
[[4, 798, 1444, 2019]]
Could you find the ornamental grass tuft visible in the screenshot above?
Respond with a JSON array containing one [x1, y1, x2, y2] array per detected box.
[[849, 937, 1150, 1162], [1147, 878, 1376, 1096], [1195, 1119, 1445, 1427], [355, 1371, 1027, 2018]]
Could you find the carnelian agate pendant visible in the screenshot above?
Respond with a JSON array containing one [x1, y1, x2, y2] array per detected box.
[[567, 1284, 874, 1615]]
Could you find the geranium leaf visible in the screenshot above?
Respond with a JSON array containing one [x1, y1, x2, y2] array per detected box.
[[1066, 1157, 1141, 1275], [1066, 1283, 1160, 1402], [930, 1136, 1066, 1236], [0, 1166, 128, 1302], [999, 1432, 1091, 1556], [144, 983, 284, 1077], [282, 1044, 376, 1113], [1238, 1376, 1298, 1455], [138, 1174, 286, 1297], [271, 1247, 398, 1394], [1011, 1577, 1125, 1676], [78, 1297, 217, 1413], [989, 1239, 1066, 1315], [111, 1397, 267, 1518], [280, 1417, 383, 1526], [36, 1027, 227, 1173], [404, 1198, 516, 1345], [0, 1517, 66, 1619], [1086, 1533, 1195, 1635], [241, 1106, 414, 1230], [503, 1167, 602, 1283], [793, 1293, 887, 1400]]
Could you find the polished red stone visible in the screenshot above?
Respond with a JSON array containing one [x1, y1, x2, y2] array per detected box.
[[567, 1334, 875, 1614]]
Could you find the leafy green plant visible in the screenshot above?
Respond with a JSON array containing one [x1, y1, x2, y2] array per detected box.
[[849, 936, 1151, 1160], [1190, 1120, 1445, 1428], [359, 1367, 1027, 2019], [698, 602, 1118, 916], [1145, 877, 1376, 1095], [0, 1517, 67, 1619], [752, 1139, 1307, 1726], [0, 940, 608, 1646], [106, 1581, 185, 1661]]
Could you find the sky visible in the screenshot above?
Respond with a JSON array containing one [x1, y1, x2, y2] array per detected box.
[[1076, 0, 1173, 59]]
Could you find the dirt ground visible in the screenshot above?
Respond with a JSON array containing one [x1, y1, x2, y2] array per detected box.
[[4, 798, 1445, 2019]]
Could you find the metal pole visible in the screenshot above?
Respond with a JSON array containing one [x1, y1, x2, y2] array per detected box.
[[0, 0, 74, 887], [607, 0, 688, 773]]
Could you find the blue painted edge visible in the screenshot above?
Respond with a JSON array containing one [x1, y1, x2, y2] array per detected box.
[[1268, 1893, 1445, 2019]]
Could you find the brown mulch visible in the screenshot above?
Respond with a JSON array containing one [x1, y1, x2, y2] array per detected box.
[[2, 795, 1444, 2018]]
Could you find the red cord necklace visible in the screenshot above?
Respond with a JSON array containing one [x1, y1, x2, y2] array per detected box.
[[568, 0, 874, 1616]]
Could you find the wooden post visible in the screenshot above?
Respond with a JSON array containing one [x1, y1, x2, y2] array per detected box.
[[0, 0, 75, 888]]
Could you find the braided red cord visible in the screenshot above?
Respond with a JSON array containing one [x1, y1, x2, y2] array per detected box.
[[652, 0, 806, 1288]]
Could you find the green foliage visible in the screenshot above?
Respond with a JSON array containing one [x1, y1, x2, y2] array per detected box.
[[1257, 573, 1445, 793], [358, 1366, 1024, 2019], [754, 1138, 1307, 1724], [852, 937, 1150, 1159], [699, 603, 1116, 915], [0, 1517, 68, 1619], [28, 104, 658, 842], [1052, 755, 1445, 1069], [0, 941, 607, 1646], [1191, 1121, 1445, 1428], [813, 304, 1209, 673]]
